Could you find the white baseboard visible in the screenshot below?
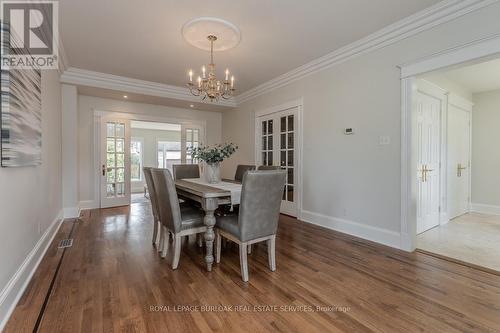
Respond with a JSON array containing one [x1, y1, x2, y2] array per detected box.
[[470, 203, 500, 215], [63, 206, 80, 218], [300, 210, 401, 250], [0, 210, 64, 331], [78, 200, 98, 211]]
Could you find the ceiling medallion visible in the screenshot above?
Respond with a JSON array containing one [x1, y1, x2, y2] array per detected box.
[[182, 17, 240, 102]]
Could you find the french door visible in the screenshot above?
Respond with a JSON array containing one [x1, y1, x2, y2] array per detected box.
[[447, 104, 470, 219], [257, 107, 299, 217], [416, 91, 442, 234], [100, 116, 131, 208]]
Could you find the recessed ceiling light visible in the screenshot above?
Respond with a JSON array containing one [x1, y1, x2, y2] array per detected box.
[[123, 95, 128, 99], [190, 104, 194, 108]]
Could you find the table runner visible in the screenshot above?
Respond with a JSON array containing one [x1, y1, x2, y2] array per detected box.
[[182, 178, 242, 206]]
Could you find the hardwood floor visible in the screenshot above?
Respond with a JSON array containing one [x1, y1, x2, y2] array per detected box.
[[5, 202, 500, 332]]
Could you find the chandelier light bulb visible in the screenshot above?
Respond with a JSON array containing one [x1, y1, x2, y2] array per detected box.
[[202, 66, 206, 78], [188, 70, 193, 82], [231, 75, 234, 88], [225, 69, 229, 81]]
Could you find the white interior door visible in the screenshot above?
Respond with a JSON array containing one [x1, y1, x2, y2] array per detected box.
[[257, 107, 299, 217], [416, 91, 442, 234], [448, 104, 470, 219], [100, 117, 131, 208]]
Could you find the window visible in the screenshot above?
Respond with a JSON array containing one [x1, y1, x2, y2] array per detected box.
[[130, 138, 143, 181], [157, 140, 181, 172], [185, 129, 200, 164]]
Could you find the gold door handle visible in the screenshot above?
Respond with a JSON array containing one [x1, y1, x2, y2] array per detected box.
[[457, 163, 467, 177], [420, 164, 435, 182], [102, 164, 106, 176]]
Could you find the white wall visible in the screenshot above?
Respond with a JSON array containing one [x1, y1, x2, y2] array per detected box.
[[130, 127, 181, 192], [471, 90, 500, 209], [77, 95, 222, 207], [0, 70, 62, 328], [221, 2, 500, 249]]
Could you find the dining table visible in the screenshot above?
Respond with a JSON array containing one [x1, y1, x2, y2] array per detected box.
[[174, 178, 241, 271]]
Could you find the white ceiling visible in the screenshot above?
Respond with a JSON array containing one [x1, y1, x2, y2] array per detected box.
[[60, 0, 440, 95], [440, 58, 500, 93]]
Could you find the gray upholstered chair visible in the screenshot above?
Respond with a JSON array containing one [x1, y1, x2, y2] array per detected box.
[[234, 164, 256, 183], [150, 168, 207, 269], [172, 164, 200, 180], [143, 167, 161, 249], [215, 170, 286, 281], [257, 165, 282, 171]]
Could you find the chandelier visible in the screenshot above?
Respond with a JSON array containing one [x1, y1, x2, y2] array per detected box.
[[187, 35, 235, 101]]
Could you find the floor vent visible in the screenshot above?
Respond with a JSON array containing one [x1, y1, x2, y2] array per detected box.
[[58, 239, 73, 249]]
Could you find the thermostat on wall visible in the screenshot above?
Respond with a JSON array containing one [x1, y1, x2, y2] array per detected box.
[[344, 128, 354, 135]]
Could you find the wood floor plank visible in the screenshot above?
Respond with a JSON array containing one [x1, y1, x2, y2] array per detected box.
[[5, 203, 500, 332]]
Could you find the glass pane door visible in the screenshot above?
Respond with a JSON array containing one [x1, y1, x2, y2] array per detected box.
[[261, 119, 274, 166], [280, 115, 294, 203]]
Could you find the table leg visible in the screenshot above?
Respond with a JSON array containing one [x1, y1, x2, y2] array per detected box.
[[202, 198, 218, 271]]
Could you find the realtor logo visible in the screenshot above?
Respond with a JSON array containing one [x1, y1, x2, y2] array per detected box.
[[1, 0, 58, 69]]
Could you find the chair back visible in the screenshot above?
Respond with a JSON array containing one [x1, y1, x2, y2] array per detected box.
[[234, 164, 256, 182], [143, 167, 160, 222], [173, 164, 200, 180], [238, 170, 286, 242], [150, 168, 182, 233], [257, 165, 281, 171]]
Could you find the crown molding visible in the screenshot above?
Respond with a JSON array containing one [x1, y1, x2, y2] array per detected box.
[[235, 0, 498, 105], [60, 67, 237, 108]]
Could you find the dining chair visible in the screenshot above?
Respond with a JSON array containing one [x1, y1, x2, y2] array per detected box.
[[150, 168, 207, 269], [215, 170, 286, 282], [143, 167, 161, 249], [257, 165, 282, 171], [172, 164, 200, 180], [234, 164, 256, 182]]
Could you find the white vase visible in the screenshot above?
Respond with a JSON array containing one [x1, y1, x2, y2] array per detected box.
[[204, 162, 221, 184]]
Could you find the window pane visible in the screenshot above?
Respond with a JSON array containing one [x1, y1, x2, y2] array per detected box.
[[262, 152, 267, 166], [288, 115, 294, 131], [281, 116, 286, 132], [107, 169, 115, 183], [131, 140, 142, 181], [287, 185, 294, 202], [280, 151, 286, 167], [158, 151, 164, 168], [288, 150, 294, 166], [262, 121, 267, 135], [107, 139, 115, 152], [287, 132, 294, 149], [116, 124, 125, 138], [107, 184, 115, 197], [268, 152, 273, 166], [107, 123, 115, 137], [268, 135, 273, 150], [280, 134, 286, 149], [116, 139, 124, 153], [282, 185, 287, 200], [116, 183, 125, 196], [116, 153, 125, 168], [268, 120, 273, 134], [288, 168, 294, 185], [186, 129, 192, 143], [262, 136, 267, 151], [107, 153, 115, 168], [193, 129, 199, 142], [116, 168, 125, 182]]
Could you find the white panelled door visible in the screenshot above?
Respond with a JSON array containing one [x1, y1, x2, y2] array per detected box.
[[257, 107, 299, 217], [100, 116, 131, 208], [416, 91, 442, 234], [447, 104, 470, 219]]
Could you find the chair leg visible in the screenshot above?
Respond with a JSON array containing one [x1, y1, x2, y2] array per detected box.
[[172, 235, 182, 270], [267, 235, 276, 272], [152, 219, 158, 246], [197, 233, 203, 248], [247, 244, 252, 254], [161, 227, 169, 258], [215, 231, 221, 264], [239, 243, 249, 282]]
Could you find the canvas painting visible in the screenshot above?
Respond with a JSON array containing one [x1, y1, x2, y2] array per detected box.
[[1, 24, 42, 167]]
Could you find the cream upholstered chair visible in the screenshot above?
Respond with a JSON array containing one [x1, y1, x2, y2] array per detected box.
[[234, 165, 256, 183], [143, 167, 161, 249], [257, 165, 282, 171], [215, 170, 286, 281], [150, 168, 207, 269], [172, 164, 200, 180]]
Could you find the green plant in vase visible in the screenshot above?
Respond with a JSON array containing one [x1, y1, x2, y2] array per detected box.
[[189, 143, 238, 183]]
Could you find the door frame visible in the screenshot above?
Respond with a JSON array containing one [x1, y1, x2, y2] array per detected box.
[[93, 109, 207, 208], [399, 33, 500, 251], [254, 98, 304, 219]]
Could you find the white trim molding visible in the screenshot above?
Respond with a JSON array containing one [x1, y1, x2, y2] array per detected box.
[[0, 211, 64, 331], [63, 207, 80, 219], [236, 0, 498, 104], [470, 203, 500, 215], [60, 67, 237, 108], [301, 210, 401, 249], [399, 28, 500, 252]]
